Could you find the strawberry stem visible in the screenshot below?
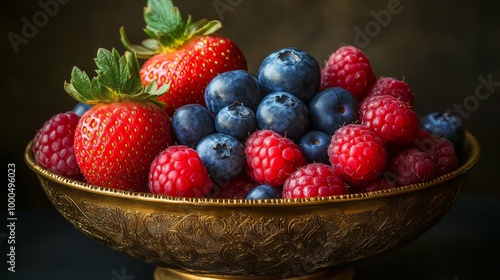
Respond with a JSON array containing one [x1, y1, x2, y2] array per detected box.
[[121, 0, 223, 57]]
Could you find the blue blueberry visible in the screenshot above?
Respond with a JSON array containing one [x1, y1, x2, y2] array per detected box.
[[245, 184, 280, 200], [172, 104, 215, 147], [256, 92, 309, 141], [215, 102, 257, 141], [258, 47, 320, 102], [299, 130, 331, 164], [308, 87, 360, 135], [420, 112, 465, 149], [204, 70, 264, 115], [196, 133, 246, 185], [72, 102, 92, 117]]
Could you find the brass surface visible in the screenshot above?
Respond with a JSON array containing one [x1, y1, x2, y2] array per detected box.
[[24, 132, 480, 279], [153, 265, 355, 280]]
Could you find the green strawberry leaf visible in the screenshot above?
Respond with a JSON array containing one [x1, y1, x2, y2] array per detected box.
[[144, 0, 185, 45], [94, 48, 142, 96], [64, 67, 105, 104], [120, 27, 160, 59], [121, 0, 222, 55], [144, 79, 170, 97], [64, 48, 169, 104], [189, 19, 222, 37]]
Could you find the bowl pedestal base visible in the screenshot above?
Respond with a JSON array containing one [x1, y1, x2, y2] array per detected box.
[[153, 265, 355, 280]]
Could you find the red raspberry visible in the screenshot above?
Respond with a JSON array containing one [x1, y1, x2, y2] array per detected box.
[[360, 95, 420, 145], [245, 130, 306, 186], [283, 163, 348, 199], [320, 45, 376, 101], [387, 147, 436, 186], [351, 175, 397, 194], [32, 111, 81, 177], [412, 130, 459, 176], [213, 174, 258, 199], [148, 145, 212, 198], [328, 124, 387, 186], [366, 76, 414, 106]]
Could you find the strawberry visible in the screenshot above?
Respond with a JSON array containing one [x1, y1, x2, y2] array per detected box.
[[64, 48, 174, 191], [120, 0, 248, 116]]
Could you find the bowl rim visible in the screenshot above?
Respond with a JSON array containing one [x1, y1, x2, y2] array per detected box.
[[24, 131, 480, 207]]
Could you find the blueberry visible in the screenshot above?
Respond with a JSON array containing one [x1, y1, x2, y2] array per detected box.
[[215, 102, 257, 141], [308, 87, 360, 135], [245, 184, 280, 200], [72, 102, 92, 117], [299, 130, 331, 164], [172, 104, 215, 147], [196, 133, 246, 185], [258, 47, 320, 102], [204, 70, 264, 115], [256, 92, 309, 141], [420, 112, 465, 149]]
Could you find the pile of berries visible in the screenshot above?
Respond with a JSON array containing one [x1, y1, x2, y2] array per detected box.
[[31, 0, 465, 200]]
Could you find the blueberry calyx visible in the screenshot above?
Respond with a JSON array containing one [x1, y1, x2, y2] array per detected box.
[[275, 94, 295, 107], [228, 102, 251, 118], [338, 106, 346, 114], [277, 50, 301, 65], [213, 143, 232, 160]]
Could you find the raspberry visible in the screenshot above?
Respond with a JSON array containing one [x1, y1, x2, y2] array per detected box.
[[282, 163, 348, 199], [387, 147, 436, 186], [213, 173, 258, 199], [360, 95, 420, 145], [328, 124, 387, 186], [32, 111, 81, 177], [351, 175, 397, 194], [245, 130, 306, 186], [320, 45, 376, 101], [412, 130, 459, 176], [366, 77, 414, 106], [148, 146, 212, 198]]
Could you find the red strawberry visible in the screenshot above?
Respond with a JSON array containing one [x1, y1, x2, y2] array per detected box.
[[120, 0, 248, 116], [64, 48, 174, 191]]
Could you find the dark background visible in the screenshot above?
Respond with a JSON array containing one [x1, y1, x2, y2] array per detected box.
[[1, 1, 499, 279], [2, 0, 497, 208]]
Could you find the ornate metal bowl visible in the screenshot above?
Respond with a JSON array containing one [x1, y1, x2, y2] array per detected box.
[[24, 131, 480, 280]]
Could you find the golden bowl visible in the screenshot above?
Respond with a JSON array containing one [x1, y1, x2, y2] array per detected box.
[[25, 131, 480, 280]]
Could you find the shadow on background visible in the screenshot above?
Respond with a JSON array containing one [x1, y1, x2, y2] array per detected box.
[[2, 0, 498, 209]]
